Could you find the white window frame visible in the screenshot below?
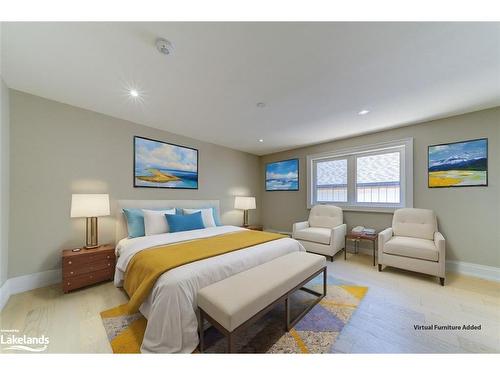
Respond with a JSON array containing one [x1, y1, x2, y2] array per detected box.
[[313, 156, 349, 204], [307, 138, 413, 212]]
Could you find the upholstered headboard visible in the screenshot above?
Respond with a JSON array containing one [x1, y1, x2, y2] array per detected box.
[[115, 199, 221, 243]]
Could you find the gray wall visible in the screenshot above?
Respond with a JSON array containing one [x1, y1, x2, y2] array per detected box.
[[261, 107, 500, 267], [0, 78, 9, 286], [9, 90, 261, 278]]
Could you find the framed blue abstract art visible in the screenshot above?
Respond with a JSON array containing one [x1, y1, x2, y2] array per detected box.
[[134, 136, 199, 189], [428, 138, 488, 188], [265, 159, 299, 191]]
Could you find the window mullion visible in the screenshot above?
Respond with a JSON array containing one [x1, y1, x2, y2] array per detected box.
[[348, 155, 356, 206]]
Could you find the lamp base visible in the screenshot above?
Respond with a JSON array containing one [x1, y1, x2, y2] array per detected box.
[[243, 210, 249, 227], [86, 217, 99, 249]]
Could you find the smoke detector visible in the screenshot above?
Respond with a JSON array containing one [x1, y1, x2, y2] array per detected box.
[[156, 38, 173, 55]]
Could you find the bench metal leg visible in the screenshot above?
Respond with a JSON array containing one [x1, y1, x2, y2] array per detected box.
[[285, 297, 291, 331], [227, 332, 235, 353], [285, 267, 327, 331], [198, 309, 205, 353]]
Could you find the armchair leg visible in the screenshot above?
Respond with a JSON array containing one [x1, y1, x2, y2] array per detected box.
[[439, 277, 445, 286], [378, 264, 382, 272]]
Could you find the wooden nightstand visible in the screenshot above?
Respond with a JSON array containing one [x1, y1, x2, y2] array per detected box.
[[242, 225, 264, 231], [62, 244, 115, 293]]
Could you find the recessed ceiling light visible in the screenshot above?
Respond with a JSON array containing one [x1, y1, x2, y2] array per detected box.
[[358, 109, 370, 115], [256, 102, 266, 108], [156, 38, 173, 55], [129, 89, 139, 98], [258, 139, 264, 143]]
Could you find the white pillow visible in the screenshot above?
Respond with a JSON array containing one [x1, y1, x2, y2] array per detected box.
[[183, 208, 216, 228], [143, 209, 176, 236]]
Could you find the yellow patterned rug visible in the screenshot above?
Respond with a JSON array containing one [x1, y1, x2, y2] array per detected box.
[[100, 275, 367, 353]]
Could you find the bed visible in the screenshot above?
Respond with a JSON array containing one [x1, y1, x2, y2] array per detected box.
[[113, 199, 306, 353]]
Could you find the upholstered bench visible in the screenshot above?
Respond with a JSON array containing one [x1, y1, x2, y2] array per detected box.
[[197, 251, 327, 353]]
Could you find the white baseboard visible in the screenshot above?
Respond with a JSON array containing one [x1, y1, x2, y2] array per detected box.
[[0, 269, 61, 311], [329, 240, 500, 282], [0, 280, 10, 312], [446, 260, 500, 282]]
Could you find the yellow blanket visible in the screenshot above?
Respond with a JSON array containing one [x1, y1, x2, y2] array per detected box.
[[119, 230, 286, 314]]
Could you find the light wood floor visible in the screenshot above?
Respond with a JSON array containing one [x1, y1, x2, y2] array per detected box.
[[1, 254, 499, 353]]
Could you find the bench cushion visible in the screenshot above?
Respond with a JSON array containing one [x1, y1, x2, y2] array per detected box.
[[197, 251, 326, 332]]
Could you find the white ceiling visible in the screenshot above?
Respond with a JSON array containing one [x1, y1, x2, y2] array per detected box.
[[2, 22, 500, 155]]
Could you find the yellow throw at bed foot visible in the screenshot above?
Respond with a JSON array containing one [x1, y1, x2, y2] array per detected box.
[[113, 230, 287, 316]]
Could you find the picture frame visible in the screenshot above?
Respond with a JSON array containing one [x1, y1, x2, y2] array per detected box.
[[134, 136, 199, 189], [428, 138, 488, 188], [265, 158, 299, 191]]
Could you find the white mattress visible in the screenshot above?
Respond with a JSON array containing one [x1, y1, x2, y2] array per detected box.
[[114, 225, 305, 353]]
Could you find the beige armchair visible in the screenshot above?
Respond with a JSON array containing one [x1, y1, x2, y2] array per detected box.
[[378, 208, 446, 285], [292, 205, 346, 261]]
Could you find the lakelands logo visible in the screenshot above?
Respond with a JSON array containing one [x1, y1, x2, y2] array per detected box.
[[0, 329, 49, 352]]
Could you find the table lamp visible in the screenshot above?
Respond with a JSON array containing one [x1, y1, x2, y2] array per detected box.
[[234, 196, 256, 227], [70, 194, 110, 249]]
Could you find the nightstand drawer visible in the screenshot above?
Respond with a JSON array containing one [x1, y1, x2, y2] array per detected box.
[[63, 268, 113, 292], [63, 259, 114, 277], [63, 251, 115, 268]]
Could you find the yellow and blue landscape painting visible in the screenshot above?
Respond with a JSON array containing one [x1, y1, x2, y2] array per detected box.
[[428, 138, 487, 188], [134, 136, 198, 189], [266, 159, 299, 191]]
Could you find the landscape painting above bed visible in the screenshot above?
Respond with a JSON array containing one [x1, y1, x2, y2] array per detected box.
[[134, 136, 199, 189], [266, 159, 299, 191], [428, 138, 488, 188]]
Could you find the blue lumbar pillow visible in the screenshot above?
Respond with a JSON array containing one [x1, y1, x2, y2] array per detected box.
[[165, 211, 205, 233]]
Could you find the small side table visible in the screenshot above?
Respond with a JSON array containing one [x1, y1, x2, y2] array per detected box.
[[345, 231, 378, 266]]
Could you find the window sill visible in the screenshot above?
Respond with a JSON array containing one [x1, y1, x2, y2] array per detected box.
[[307, 204, 403, 213]]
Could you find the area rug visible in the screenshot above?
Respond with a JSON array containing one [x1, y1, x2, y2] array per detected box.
[[100, 274, 367, 354]]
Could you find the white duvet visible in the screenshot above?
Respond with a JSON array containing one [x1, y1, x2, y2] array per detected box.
[[114, 225, 305, 353]]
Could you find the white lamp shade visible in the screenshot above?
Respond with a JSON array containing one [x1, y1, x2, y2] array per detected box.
[[234, 196, 256, 210], [71, 194, 110, 218]]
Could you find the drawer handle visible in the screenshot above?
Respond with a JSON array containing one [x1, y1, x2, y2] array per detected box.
[[67, 282, 71, 286], [70, 271, 74, 275], [108, 263, 111, 267], [68, 261, 72, 265], [107, 255, 110, 259]]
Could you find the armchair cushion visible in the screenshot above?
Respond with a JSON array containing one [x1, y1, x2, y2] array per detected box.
[[308, 205, 343, 229], [392, 208, 437, 240], [293, 227, 331, 245], [383, 236, 439, 262]]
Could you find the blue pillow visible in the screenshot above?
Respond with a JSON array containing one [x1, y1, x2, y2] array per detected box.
[[165, 212, 205, 233], [210, 207, 222, 226], [178, 206, 222, 226], [123, 208, 146, 238]]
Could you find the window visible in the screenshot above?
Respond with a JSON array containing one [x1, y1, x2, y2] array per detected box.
[[314, 158, 348, 203], [356, 152, 400, 204], [307, 138, 413, 211]]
